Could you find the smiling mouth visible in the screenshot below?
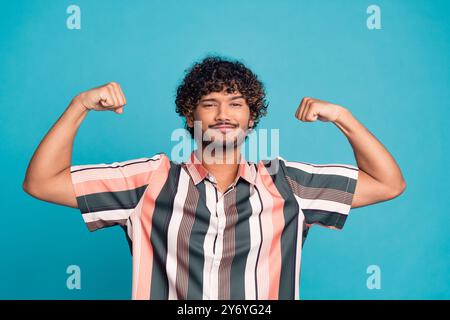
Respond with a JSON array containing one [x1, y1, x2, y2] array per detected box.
[[211, 124, 237, 133]]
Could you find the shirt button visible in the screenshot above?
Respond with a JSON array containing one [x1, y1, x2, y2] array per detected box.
[[214, 260, 220, 266]]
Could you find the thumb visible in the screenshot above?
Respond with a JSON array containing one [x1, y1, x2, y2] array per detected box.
[[100, 98, 114, 108], [115, 107, 124, 114]]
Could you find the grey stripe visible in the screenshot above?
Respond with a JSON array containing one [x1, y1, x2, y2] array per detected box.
[[286, 176, 354, 205], [79, 184, 148, 214], [285, 165, 355, 192], [218, 188, 238, 299], [230, 181, 252, 299], [149, 163, 181, 299], [186, 181, 209, 299], [176, 179, 198, 299], [302, 209, 348, 229], [86, 218, 128, 232]]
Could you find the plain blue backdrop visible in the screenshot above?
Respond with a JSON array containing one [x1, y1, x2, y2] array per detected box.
[[0, 0, 448, 299]]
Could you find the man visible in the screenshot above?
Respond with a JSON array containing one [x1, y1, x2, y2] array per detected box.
[[23, 56, 406, 300]]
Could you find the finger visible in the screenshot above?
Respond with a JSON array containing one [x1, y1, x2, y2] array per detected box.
[[296, 98, 306, 120], [111, 82, 125, 106], [295, 99, 303, 119], [303, 100, 313, 121], [307, 103, 318, 122], [99, 89, 115, 108], [115, 107, 124, 114], [306, 101, 320, 122], [299, 98, 309, 121], [112, 87, 125, 106], [107, 85, 120, 107], [116, 83, 127, 105]]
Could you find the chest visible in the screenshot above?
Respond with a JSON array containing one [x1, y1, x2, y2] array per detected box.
[[130, 175, 304, 258]]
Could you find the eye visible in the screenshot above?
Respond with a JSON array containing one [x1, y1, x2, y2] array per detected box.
[[230, 103, 242, 107]]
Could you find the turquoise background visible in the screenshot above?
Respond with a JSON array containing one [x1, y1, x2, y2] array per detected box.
[[0, 0, 448, 299]]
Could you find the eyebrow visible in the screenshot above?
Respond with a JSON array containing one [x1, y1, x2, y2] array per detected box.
[[200, 95, 245, 102]]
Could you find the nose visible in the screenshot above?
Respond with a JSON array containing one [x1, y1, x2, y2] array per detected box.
[[214, 105, 231, 123]]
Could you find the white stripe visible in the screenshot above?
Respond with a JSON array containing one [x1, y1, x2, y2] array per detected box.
[[166, 170, 190, 299], [126, 218, 133, 241], [203, 181, 218, 299], [293, 194, 305, 300], [82, 208, 133, 223], [255, 171, 273, 299], [299, 198, 351, 215], [71, 155, 164, 184], [71, 154, 162, 171], [210, 189, 226, 300], [245, 185, 262, 299], [283, 159, 358, 180], [130, 198, 143, 299]]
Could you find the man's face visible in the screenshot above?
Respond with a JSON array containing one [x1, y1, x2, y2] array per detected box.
[[186, 89, 255, 150]]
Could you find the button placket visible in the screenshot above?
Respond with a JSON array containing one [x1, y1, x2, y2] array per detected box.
[[209, 187, 225, 299], [214, 197, 225, 263]]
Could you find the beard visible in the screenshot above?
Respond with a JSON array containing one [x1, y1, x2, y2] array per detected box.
[[193, 124, 251, 164], [201, 126, 247, 149]]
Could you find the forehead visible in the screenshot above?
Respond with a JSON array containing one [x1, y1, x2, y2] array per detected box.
[[200, 89, 245, 100]]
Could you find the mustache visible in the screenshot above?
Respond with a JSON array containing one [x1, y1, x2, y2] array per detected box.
[[209, 122, 238, 128]]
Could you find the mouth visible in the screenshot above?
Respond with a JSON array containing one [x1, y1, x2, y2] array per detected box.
[[211, 124, 237, 133]]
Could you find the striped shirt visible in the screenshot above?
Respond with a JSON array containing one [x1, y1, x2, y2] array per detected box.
[[70, 150, 359, 300]]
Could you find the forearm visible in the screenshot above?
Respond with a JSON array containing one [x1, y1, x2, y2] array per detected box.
[[333, 108, 406, 190], [24, 97, 89, 184]]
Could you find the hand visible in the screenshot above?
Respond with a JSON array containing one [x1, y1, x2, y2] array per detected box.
[[295, 97, 346, 123], [74, 82, 127, 114]]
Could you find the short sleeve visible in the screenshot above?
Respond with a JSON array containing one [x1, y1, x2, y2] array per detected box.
[[280, 157, 359, 230], [70, 153, 164, 232]]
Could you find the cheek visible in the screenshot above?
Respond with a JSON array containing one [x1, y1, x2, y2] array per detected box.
[[192, 111, 213, 128], [239, 110, 252, 125]]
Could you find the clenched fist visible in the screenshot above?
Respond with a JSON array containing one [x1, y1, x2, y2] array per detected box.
[[295, 97, 346, 123], [74, 82, 127, 114]]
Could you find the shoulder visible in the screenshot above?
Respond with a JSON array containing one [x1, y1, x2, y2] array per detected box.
[[279, 156, 357, 176], [70, 152, 167, 178]]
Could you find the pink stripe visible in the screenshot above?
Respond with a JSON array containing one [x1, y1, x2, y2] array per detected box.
[[254, 167, 271, 299], [259, 163, 284, 300], [135, 155, 171, 299], [73, 171, 149, 196], [71, 160, 161, 184]]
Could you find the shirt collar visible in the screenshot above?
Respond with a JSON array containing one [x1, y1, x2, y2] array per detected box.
[[184, 149, 256, 186]]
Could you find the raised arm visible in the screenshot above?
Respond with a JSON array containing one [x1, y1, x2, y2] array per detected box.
[[295, 97, 406, 208], [22, 82, 127, 208]]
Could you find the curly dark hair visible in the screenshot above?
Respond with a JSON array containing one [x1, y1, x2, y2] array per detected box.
[[175, 55, 269, 138]]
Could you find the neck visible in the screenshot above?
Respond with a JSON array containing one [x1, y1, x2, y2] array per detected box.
[[196, 146, 241, 176]]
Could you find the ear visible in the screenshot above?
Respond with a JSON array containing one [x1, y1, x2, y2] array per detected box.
[[185, 111, 194, 128], [249, 117, 255, 129]]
